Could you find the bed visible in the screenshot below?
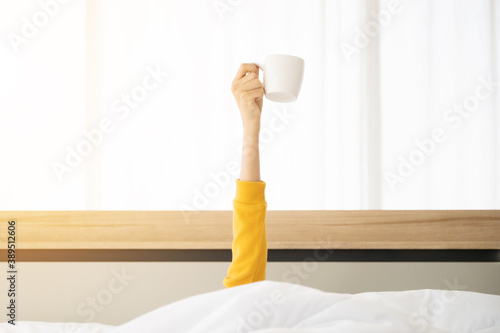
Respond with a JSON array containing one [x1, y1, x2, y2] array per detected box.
[[1, 210, 499, 332], [1, 280, 500, 332]]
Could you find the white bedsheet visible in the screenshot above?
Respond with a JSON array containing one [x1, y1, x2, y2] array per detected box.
[[2, 280, 500, 332]]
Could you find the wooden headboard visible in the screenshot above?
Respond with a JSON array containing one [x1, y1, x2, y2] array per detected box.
[[1, 210, 499, 261]]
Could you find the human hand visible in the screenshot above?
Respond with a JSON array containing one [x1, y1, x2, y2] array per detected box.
[[231, 63, 264, 132]]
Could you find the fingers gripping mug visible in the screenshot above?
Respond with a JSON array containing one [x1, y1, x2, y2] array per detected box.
[[252, 54, 305, 103]]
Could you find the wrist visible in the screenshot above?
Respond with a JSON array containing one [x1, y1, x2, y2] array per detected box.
[[243, 123, 260, 137], [242, 131, 260, 153]]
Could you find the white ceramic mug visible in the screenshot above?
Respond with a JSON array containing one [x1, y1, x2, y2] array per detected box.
[[252, 54, 305, 103]]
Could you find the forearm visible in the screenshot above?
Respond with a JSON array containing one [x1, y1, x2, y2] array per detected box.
[[240, 124, 260, 182]]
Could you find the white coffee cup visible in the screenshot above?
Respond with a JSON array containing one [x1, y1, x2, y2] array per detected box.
[[252, 54, 305, 103]]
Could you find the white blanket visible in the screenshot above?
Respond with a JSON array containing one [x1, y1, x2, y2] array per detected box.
[[2, 280, 500, 332]]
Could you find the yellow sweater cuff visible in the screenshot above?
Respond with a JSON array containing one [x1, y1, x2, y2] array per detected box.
[[235, 178, 266, 204]]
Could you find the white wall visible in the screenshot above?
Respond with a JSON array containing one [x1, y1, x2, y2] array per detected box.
[[2, 262, 499, 325]]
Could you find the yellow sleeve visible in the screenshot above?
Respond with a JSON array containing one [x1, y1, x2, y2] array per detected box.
[[223, 178, 268, 288]]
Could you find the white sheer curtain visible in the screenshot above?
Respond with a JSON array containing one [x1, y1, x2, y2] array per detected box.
[[379, 0, 499, 208], [0, 0, 87, 210], [1, 0, 498, 210]]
